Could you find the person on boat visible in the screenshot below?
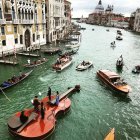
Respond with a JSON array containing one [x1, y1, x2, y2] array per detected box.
[[82, 61, 85, 66], [33, 96, 40, 112], [11, 75, 17, 83], [48, 87, 51, 101], [40, 102, 45, 119], [27, 59, 31, 65], [118, 55, 123, 65], [55, 91, 59, 106], [20, 111, 28, 124], [56, 58, 61, 64]]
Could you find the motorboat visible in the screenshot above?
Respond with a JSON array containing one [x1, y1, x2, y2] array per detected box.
[[116, 35, 123, 40], [52, 55, 72, 72], [97, 70, 131, 94], [65, 42, 80, 49], [132, 65, 140, 74], [76, 61, 93, 71]]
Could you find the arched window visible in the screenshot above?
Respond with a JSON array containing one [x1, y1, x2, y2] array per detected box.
[[12, 7, 15, 19], [18, 9, 21, 19], [31, 11, 33, 19], [25, 10, 27, 19], [0, 8, 2, 19], [20, 35, 23, 44], [22, 9, 24, 19]]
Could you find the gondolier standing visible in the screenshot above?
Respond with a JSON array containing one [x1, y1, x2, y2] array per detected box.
[[27, 59, 31, 65]]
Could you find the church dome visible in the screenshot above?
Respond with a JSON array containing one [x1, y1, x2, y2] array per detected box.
[[95, 0, 104, 11]]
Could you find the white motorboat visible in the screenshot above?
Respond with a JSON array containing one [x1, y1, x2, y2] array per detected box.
[[76, 61, 93, 71], [116, 35, 123, 40], [52, 56, 72, 72], [65, 42, 80, 49]]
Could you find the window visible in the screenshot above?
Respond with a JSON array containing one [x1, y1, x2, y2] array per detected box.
[[37, 35, 40, 40], [20, 35, 23, 44], [15, 38, 18, 44], [14, 26, 17, 33], [33, 34, 35, 42], [0, 8, 2, 19], [2, 40, 6, 46], [36, 25, 38, 31], [43, 34, 45, 38], [1, 26, 5, 35]]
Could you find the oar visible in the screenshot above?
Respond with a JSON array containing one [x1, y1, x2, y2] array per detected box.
[[0, 88, 11, 102], [124, 63, 129, 70]]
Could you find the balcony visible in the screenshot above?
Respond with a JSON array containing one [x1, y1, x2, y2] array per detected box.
[[0, 19, 6, 24], [21, 20, 34, 24], [12, 19, 19, 24]]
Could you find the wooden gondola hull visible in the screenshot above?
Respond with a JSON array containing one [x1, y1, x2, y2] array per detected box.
[[0, 70, 33, 92]]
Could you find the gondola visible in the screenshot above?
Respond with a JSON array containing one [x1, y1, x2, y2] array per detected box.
[[116, 59, 123, 69], [104, 128, 115, 140], [76, 61, 93, 71], [23, 58, 48, 68], [7, 86, 80, 140], [0, 70, 33, 91], [132, 65, 140, 74]]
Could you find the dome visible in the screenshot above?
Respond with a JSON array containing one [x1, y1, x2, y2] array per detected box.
[[95, 0, 104, 11]]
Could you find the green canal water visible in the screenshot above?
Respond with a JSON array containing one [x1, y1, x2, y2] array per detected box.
[[0, 22, 140, 140]]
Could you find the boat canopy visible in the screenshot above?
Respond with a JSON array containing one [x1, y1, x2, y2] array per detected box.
[[99, 70, 120, 79]]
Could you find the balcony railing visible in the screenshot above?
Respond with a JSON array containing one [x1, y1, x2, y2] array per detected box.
[[21, 20, 34, 24], [0, 19, 6, 24], [12, 19, 19, 24]]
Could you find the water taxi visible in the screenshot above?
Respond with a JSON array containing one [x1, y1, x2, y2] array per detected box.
[[52, 55, 72, 72], [97, 70, 131, 94]]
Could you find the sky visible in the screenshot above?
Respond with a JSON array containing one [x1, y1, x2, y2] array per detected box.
[[69, 0, 139, 18]]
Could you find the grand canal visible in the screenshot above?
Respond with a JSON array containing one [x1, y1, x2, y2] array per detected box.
[[0, 22, 140, 140]]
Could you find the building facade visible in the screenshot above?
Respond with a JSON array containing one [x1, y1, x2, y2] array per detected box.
[[64, 0, 71, 36], [46, 0, 66, 43], [0, 0, 46, 53], [134, 8, 140, 32], [86, 0, 128, 28]]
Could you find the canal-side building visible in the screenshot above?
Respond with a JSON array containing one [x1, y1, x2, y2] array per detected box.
[[0, 0, 46, 54], [134, 8, 140, 32], [46, 0, 66, 43], [64, 0, 72, 36], [129, 12, 135, 30]]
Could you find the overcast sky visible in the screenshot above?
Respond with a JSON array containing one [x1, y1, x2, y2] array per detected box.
[[69, 0, 139, 18]]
